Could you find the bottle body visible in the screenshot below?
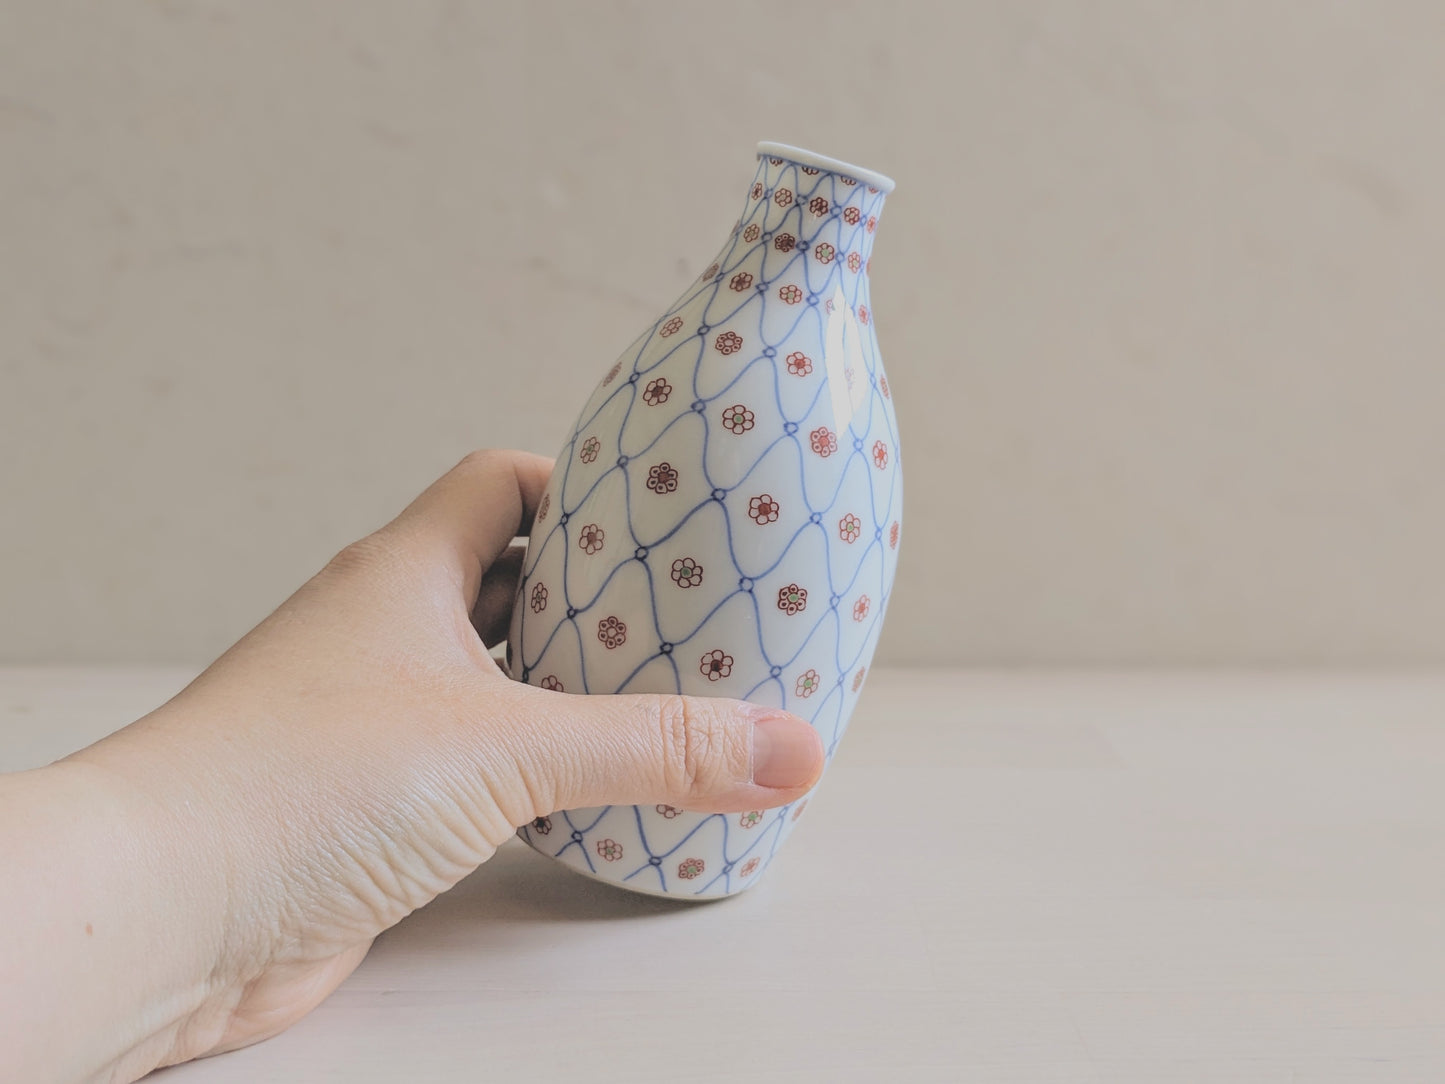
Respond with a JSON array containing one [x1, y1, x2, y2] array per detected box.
[[509, 144, 900, 898]]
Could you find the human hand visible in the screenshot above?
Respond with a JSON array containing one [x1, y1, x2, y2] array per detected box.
[[1, 450, 823, 1083]]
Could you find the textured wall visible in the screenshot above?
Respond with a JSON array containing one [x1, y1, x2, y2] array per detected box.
[[3, 1, 1444, 665]]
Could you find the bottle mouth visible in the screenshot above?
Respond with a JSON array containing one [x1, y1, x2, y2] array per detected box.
[[756, 142, 895, 194]]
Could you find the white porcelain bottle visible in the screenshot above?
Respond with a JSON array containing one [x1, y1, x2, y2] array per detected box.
[[509, 142, 901, 898]]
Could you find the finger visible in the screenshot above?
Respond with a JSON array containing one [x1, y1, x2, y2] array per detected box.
[[470, 543, 527, 647], [487, 686, 825, 819], [388, 450, 553, 604]]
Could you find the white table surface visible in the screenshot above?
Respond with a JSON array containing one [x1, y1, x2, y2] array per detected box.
[[4, 666, 1445, 1083]]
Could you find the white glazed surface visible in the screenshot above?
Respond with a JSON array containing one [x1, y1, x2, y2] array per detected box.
[[509, 144, 900, 897]]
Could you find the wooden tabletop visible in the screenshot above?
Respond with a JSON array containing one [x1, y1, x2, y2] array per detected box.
[[4, 666, 1444, 1082]]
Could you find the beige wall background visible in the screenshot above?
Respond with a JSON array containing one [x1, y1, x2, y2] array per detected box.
[[2, 1, 1443, 666]]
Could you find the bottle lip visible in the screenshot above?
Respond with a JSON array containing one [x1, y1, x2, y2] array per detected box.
[[756, 142, 895, 194]]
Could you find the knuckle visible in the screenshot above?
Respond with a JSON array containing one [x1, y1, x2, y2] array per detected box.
[[655, 695, 741, 798]]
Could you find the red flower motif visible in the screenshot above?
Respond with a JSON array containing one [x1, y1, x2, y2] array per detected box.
[[773, 233, 796, 253], [786, 351, 813, 377], [778, 284, 803, 305], [659, 315, 684, 338], [597, 838, 624, 862], [603, 362, 622, 385], [729, 271, 754, 292], [859, 304, 869, 325], [840, 176, 857, 186], [866, 215, 877, 234], [656, 804, 682, 818], [700, 649, 733, 681], [853, 667, 867, 692], [670, 557, 703, 588], [739, 810, 763, 829], [801, 165, 819, 175], [880, 375, 890, 399], [743, 223, 761, 243], [721, 404, 755, 434], [808, 196, 829, 216], [839, 513, 861, 543], [751, 182, 764, 200], [703, 262, 720, 281], [642, 377, 672, 405], [678, 857, 706, 880], [792, 799, 809, 821], [843, 206, 861, 225], [531, 816, 552, 835], [579, 523, 605, 554], [740, 857, 761, 877], [777, 583, 807, 615], [539, 675, 564, 692], [646, 461, 679, 493], [537, 492, 551, 521], [768, 156, 784, 165], [773, 187, 793, 207], [748, 494, 780, 524], [530, 581, 548, 613], [598, 615, 627, 649], [846, 251, 862, 273], [872, 440, 888, 469], [814, 242, 835, 264], [579, 436, 601, 464], [825, 299, 835, 314], [715, 330, 744, 355], [890, 520, 900, 549], [853, 596, 871, 622], [844, 367, 855, 391], [795, 669, 820, 698], [809, 426, 837, 457]]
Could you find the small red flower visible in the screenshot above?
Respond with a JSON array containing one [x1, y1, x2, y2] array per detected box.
[[853, 596, 871, 622], [839, 513, 861, 543], [603, 362, 622, 385], [773, 187, 793, 208], [656, 804, 682, 818], [773, 233, 796, 253], [768, 156, 784, 165], [843, 206, 861, 225], [748, 494, 780, 524], [642, 377, 672, 405], [795, 669, 820, 698], [872, 440, 888, 469], [778, 284, 803, 305], [532, 816, 552, 835], [866, 215, 877, 234], [530, 581, 548, 613], [840, 175, 857, 186], [846, 251, 862, 273], [743, 223, 761, 243], [858, 304, 869, 325], [880, 375, 890, 399], [670, 557, 703, 588], [539, 675, 563, 692], [792, 799, 809, 821], [853, 666, 867, 692], [700, 649, 733, 681], [808, 196, 829, 216], [579, 523, 605, 554], [721, 404, 755, 434], [890, 521, 900, 549], [740, 857, 761, 877], [809, 426, 837, 457], [786, 351, 813, 377], [801, 166, 819, 175], [598, 615, 627, 649], [702, 262, 720, 281], [715, 330, 744, 355], [739, 810, 763, 829], [678, 857, 706, 880], [579, 436, 601, 463], [537, 492, 551, 521], [659, 315, 684, 338], [814, 242, 835, 264], [646, 461, 679, 493], [751, 182, 764, 200], [729, 271, 754, 292], [597, 838, 624, 862], [777, 583, 807, 615]]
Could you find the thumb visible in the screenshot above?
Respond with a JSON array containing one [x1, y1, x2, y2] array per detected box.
[[497, 687, 825, 818]]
